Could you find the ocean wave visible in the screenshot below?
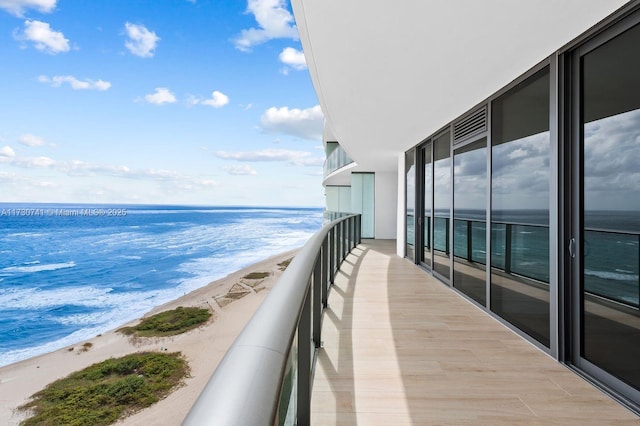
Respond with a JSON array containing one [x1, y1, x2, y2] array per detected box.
[[584, 269, 639, 282], [1, 261, 76, 274], [0, 207, 323, 367]]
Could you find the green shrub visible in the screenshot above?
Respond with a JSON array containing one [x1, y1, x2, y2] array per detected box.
[[117, 306, 211, 337], [20, 352, 188, 426], [243, 271, 270, 279]]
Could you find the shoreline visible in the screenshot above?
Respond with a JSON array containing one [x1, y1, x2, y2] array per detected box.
[[0, 249, 298, 425]]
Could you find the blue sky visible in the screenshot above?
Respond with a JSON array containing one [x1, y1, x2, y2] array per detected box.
[[0, 0, 325, 207]]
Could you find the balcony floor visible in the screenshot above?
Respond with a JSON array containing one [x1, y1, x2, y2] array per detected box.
[[311, 239, 639, 425]]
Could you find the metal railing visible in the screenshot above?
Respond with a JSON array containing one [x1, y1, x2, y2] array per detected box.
[[184, 214, 362, 426], [448, 218, 639, 308], [323, 144, 354, 178]]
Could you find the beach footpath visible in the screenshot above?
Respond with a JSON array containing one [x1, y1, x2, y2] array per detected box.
[[0, 249, 298, 426]]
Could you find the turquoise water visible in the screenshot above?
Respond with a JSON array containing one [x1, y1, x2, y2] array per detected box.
[[0, 204, 323, 367]]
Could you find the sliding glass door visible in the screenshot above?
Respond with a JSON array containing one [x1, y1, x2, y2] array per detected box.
[[433, 131, 451, 281], [419, 142, 433, 269], [453, 138, 487, 305], [405, 150, 416, 261], [571, 16, 640, 403], [491, 67, 551, 347]]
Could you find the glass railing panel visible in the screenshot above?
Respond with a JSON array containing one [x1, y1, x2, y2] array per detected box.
[[490, 222, 549, 283], [491, 223, 506, 270], [471, 221, 486, 264], [584, 229, 639, 308], [453, 219, 487, 263], [278, 331, 297, 425], [453, 219, 468, 259], [406, 214, 415, 247], [510, 224, 549, 283], [323, 144, 354, 177], [434, 217, 449, 253]]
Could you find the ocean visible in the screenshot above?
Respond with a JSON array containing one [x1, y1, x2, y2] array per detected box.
[[0, 204, 323, 368]]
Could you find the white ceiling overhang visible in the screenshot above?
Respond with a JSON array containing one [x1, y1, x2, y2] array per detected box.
[[292, 0, 630, 173]]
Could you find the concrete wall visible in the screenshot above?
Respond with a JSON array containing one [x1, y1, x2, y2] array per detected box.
[[396, 154, 406, 257], [374, 171, 397, 240]]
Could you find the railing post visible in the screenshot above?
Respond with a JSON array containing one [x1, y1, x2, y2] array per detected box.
[[313, 253, 322, 348], [445, 217, 450, 255], [338, 221, 343, 263], [351, 216, 356, 250], [297, 286, 312, 426], [342, 220, 347, 262], [467, 220, 473, 262], [322, 237, 329, 307], [329, 228, 335, 283], [356, 214, 362, 243], [505, 223, 512, 274]]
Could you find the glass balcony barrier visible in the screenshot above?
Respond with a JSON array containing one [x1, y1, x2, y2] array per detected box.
[[323, 144, 354, 178], [184, 214, 362, 426]]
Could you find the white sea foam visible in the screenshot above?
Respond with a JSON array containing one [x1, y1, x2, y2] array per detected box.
[[0, 206, 323, 368], [1, 261, 76, 274], [584, 269, 639, 281]]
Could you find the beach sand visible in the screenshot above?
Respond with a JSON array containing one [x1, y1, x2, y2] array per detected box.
[[0, 249, 298, 426]]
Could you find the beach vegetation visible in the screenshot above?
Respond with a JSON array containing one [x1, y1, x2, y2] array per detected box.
[[278, 258, 292, 271], [19, 351, 188, 426], [243, 271, 270, 279], [117, 306, 211, 337]]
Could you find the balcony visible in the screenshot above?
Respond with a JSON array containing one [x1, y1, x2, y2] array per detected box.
[[310, 239, 636, 423], [324, 144, 354, 178], [185, 220, 638, 424]]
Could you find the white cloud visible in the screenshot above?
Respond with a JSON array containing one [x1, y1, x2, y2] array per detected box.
[[0, 0, 56, 17], [0, 146, 16, 158], [11, 155, 56, 168], [279, 47, 307, 70], [223, 164, 257, 176], [18, 134, 45, 147], [2, 150, 218, 190], [260, 105, 323, 140], [38, 75, 111, 91], [190, 90, 229, 108], [124, 22, 159, 58], [233, 0, 298, 51], [16, 20, 69, 54], [144, 87, 176, 105], [214, 148, 323, 166]]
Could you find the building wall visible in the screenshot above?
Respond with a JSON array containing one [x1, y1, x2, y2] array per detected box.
[[396, 154, 406, 256], [374, 171, 397, 239]]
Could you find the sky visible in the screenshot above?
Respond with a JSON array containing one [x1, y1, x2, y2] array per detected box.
[[0, 0, 325, 207]]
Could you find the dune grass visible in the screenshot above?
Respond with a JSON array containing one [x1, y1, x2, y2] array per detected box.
[[19, 351, 188, 426], [243, 271, 270, 280], [117, 306, 211, 338], [278, 258, 292, 271]]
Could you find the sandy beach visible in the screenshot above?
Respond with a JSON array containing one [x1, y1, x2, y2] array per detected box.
[[0, 249, 298, 426]]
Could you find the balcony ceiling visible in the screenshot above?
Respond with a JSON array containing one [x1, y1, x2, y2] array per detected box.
[[292, 0, 630, 173]]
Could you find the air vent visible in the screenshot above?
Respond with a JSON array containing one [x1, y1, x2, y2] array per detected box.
[[453, 106, 487, 144]]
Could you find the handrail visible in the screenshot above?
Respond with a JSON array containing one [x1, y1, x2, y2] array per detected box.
[[184, 213, 361, 426]]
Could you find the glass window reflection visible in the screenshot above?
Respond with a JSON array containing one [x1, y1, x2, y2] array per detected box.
[[453, 138, 487, 305], [433, 131, 451, 280], [581, 22, 640, 390], [491, 67, 550, 347]]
